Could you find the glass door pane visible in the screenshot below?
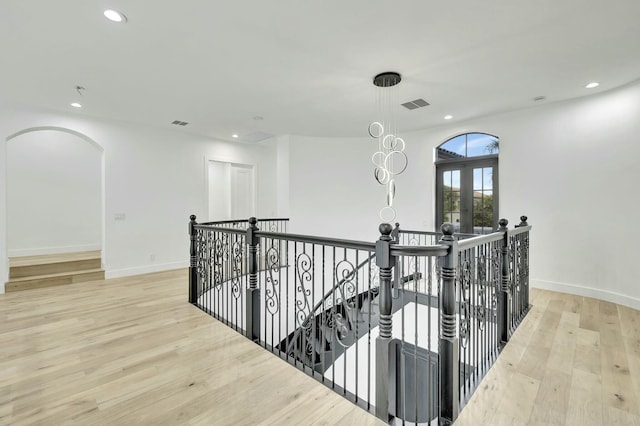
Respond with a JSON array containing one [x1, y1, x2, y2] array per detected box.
[[442, 169, 461, 232], [472, 167, 494, 234], [436, 159, 498, 235]]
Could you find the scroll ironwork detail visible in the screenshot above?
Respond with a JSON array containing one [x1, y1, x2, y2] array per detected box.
[[295, 252, 313, 328], [265, 245, 280, 315]]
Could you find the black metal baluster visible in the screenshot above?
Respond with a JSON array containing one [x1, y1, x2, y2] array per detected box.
[[321, 244, 326, 381], [263, 235, 268, 349], [289, 242, 296, 362], [413, 255, 418, 424], [208, 230, 212, 317], [498, 219, 510, 344], [459, 250, 467, 400], [341, 247, 347, 396], [216, 230, 220, 318], [471, 247, 476, 389], [331, 245, 336, 389], [400, 254, 406, 423], [367, 251, 372, 409], [354, 249, 360, 403], [427, 254, 433, 421], [311, 243, 317, 376]]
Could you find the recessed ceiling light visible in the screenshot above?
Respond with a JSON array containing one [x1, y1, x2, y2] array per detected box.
[[444, 115, 453, 120], [232, 134, 239, 139], [104, 9, 127, 23], [71, 102, 82, 108], [585, 82, 599, 89]]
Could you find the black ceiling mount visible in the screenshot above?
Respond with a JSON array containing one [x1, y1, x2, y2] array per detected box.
[[373, 72, 401, 87]]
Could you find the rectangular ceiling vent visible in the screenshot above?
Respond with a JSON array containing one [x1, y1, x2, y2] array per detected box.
[[171, 120, 189, 126], [402, 98, 430, 110], [242, 131, 275, 143]]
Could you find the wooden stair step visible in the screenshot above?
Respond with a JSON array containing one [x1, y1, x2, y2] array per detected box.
[[9, 251, 102, 279], [5, 268, 105, 292]]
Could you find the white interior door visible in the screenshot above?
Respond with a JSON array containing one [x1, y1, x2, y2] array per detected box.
[[208, 161, 231, 220], [230, 164, 255, 219], [208, 160, 255, 221]]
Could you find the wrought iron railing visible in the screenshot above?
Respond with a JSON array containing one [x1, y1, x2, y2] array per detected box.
[[188, 215, 531, 425], [396, 226, 477, 247], [198, 217, 289, 232]]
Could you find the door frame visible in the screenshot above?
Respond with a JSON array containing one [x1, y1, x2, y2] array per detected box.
[[435, 154, 499, 233], [229, 163, 256, 219], [205, 156, 258, 222]]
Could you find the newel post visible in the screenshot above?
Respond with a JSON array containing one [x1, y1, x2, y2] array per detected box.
[[189, 214, 198, 304], [375, 223, 396, 421], [498, 218, 511, 343], [439, 223, 459, 425], [245, 217, 260, 342], [391, 222, 401, 243], [516, 215, 528, 228]]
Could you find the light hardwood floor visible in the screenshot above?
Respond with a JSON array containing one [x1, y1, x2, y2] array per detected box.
[[456, 287, 640, 426], [0, 269, 383, 425], [1, 270, 639, 425]]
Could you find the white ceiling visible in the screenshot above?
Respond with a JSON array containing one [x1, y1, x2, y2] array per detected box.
[[1, 1, 639, 143]]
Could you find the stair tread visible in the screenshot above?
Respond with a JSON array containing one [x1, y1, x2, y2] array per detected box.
[[9, 251, 101, 268], [7, 268, 105, 283]]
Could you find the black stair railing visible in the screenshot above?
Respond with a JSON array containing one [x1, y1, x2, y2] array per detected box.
[[279, 252, 377, 371], [280, 250, 428, 375], [188, 215, 532, 425]]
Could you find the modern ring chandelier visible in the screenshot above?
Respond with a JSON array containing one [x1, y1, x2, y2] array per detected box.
[[369, 72, 407, 223]]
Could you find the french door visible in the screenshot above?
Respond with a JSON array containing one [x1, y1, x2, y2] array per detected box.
[[435, 158, 498, 234]]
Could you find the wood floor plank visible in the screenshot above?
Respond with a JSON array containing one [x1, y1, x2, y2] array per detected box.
[[528, 368, 572, 425], [579, 296, 601, 332], [601, 347, 640, 415], [565, 369, 603, 426]]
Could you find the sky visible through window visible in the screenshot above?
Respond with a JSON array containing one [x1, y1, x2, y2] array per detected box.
[[438, 133, 498, 159]]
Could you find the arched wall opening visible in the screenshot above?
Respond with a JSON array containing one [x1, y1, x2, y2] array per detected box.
[[5, 127, 105, 261]]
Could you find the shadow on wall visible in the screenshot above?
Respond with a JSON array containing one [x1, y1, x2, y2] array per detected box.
[[5, 127, 104, 258]]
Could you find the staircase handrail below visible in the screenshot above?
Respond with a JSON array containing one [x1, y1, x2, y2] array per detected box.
[[284, 252, 376, 354]]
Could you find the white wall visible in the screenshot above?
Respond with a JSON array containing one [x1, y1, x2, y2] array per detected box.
[[288, 81, 640, 310], [0, 118, 6, 293], [289, 135, 386, 241], [276, 135, 291, 218], [7, 129, 102, 256], [0, 101, 278, 289]]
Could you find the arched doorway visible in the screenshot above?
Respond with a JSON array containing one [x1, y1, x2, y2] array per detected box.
[[6, 127, 104, 259]]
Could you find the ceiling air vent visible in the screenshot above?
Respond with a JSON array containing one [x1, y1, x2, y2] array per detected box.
[[242, 131, 275, 143], [171, 120, 189, 126], [401, 98, 430, 110]]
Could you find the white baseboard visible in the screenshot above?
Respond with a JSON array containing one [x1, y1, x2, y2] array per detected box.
[[532, 279, 640, 311], [8, 244, 102, 258], [105, 261, 188, 279]]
